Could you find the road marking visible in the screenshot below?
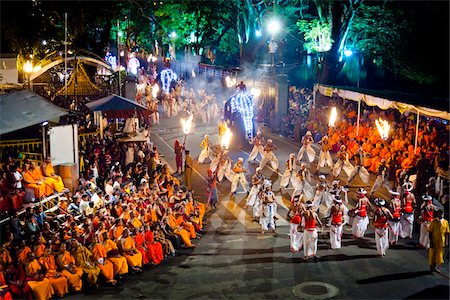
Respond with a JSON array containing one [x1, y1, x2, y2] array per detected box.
[[224, 238, 244, 243]]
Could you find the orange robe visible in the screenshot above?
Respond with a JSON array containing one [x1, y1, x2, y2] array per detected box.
[[42, 163, 65, 192], [25, 259, 55, 300], [121, 236, 143, 267], [34, 244, 45, 259], [39, 255, 69, 298], [103, 239, 128, 275], [58, 251, 83, 292], [32, 168, 54, 196], [23, 170, 49, 198], [91, 243, 115, 281], [133, 233, 150, 265], [18, 246, 32, 264], [144, 231, 164, 264], [168, 214, 192, 247], [72, 246, 100, 285]]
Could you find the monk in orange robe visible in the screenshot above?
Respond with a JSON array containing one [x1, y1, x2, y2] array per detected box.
[[119, 229, 143, 272], [39, 247, 69, 298], [143, 225, 164, 265], [102, 232, 128, 277], [132, 229, 150, 265], [167, 209, 194, 248], [30, 162, 55, 196], [0, 263, 13, 300], [24, 252, 55, 300], [90, 236, 117, 285], [18, 243, 32, 264], [22, 161, 49, 199], [71, 239, 100, 287], [56, 243, 83, 292], [41, 157, 65, 193]]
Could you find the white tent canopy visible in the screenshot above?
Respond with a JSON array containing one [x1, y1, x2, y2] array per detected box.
[[316, 84, 450, 120]]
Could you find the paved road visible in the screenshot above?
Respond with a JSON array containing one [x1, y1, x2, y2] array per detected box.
[[69, 117, 449, 299]]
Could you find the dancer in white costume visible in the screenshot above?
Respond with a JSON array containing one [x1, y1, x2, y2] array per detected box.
[[280, 153, 298, 188], [217, 152, 234, 183], [418, 195, 435, 248], [230, 158, 248, 194], [245, 167, 265, 209], [327, 180, 349, 224], [292, 164, 315, 201], [198, 135, 213, 164], [351, 188, 371, 238], [369, 159, 390, 197], [400, 182, 416, 239], [253, 180, 272, 221], [303, 201, 322, 260], [248, 131, 264, 163], [332, 145, 354, 178], [297, 131, 316, 163], [209, 144, 223, 173], [317, 135, 333, 171], [373, 198, 393, 257], [346, 147, 370, 185], [288, 201, 304, 252], [330, 195, 345, 249], [260, 191, 277, 234], [313, 175, 331, 212], [388, 190, 402, 246], [259, 139, 279, 171]]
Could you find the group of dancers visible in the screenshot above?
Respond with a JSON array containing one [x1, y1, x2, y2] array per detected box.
[[195, 128, 442, 260]]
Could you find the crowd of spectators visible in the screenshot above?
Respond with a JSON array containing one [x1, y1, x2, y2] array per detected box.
[[0, 129, 206, 300]]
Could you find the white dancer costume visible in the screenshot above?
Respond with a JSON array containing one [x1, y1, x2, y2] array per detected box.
[[230, 158, 248, 194], [313, 175, 331, 212], [388, 192, 402, 245], [400, 182, 415, 239], [317, 135, 333, 170], [297, 131, 316, 163], [248, 132, 264, 162], [209, 145, 223, 173], [369, 160, 390, 196], [260, 191, 277, 232], [373, 199, 391, 256], [198, 135, 213, 164], [303, 202, 320, 259], [351, 188, 370, 238], [418, 196, 435, 248], [217, 155, 234, 183], [332, 145, 354, 178], [289, 208, 303, 252], [280, 154, 297, 188], [346, 148, 370, 184], [330, 196, 345, 249], [259, 139, 279, 171], [246, 168, 264, 207], [292, 165, 315, 201]]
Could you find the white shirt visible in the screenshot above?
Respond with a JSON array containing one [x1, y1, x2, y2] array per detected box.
[[13, 171, 23, 189]]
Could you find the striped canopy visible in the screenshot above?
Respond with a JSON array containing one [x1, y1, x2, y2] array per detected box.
[[86, 94, 151, 118]]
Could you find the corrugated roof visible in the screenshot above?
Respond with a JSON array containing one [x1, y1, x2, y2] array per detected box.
[[0, 90, 68, 135]]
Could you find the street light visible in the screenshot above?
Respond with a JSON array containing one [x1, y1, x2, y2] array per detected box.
[[267, 19, 281, 35], [344, 49, 353, 57], [255, 29, 262, 37], [24, 60, 33, 89], [170, 31, 177, 39]]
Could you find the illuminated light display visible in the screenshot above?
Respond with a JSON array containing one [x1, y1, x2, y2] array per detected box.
[[375, 118, 390, 140], [229, 92, 255, 140], [152, 84, 159, 99], [160, 69, 177, 94], [328, 107, 337, 127]]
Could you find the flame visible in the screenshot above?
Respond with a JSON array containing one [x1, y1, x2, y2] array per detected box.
[[181, 114, 194, 135], [328, 107, 337, 127], [191, 69, 196, 78], [152, 84, 159, 98], [375, 118, 390, 140], [220, 125, 233, 149], [225, 76, 236, 88], [250, 87, 261, 97]]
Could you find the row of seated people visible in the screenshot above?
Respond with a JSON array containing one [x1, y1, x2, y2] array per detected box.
[[1, 160, 206, 300]]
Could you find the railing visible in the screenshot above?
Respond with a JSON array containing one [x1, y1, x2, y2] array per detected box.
[[78, 130, 99, 147]]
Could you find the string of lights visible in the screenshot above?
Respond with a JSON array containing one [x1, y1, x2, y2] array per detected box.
[[229, 91, 254, 140], [160, 69, 177, 93]]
